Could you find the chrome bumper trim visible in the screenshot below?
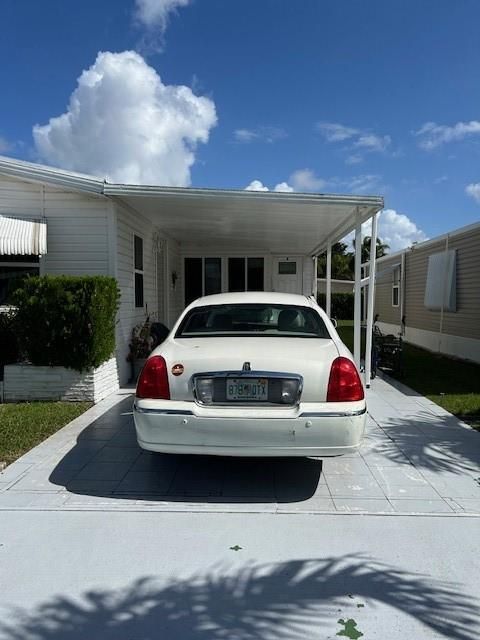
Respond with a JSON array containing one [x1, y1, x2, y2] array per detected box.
[[134, 404, 366, 419], [134, 405, 194, 416], [299, 407, 367, 418]]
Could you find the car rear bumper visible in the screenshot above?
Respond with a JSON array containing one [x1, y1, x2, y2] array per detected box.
[[133, 400, 367, 457]]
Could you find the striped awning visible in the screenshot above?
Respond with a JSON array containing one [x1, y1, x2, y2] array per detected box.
[[0, 215, 47, 255]]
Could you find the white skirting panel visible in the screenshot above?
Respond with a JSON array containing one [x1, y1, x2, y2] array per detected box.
[[376, 321, 480, 364]]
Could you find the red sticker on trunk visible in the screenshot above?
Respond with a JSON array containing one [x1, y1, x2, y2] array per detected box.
[[171, 363, 184, 376]]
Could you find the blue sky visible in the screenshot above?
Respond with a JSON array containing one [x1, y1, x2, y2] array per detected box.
[[1, 0, 479, 249]]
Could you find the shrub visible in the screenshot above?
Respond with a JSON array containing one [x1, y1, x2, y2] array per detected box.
[[317, 293, 354, 320], [0, 311, 20, 367], [12, 275, 120, 371]]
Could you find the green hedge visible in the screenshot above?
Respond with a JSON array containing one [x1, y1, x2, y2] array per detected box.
[[12, 275, 120, 372], [317, 292, 354, 320], [0, 312, 20, 368]]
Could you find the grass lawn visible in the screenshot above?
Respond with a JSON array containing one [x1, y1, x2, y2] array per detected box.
[[337, 320, 480, 430], [0, 401, 92, 467]]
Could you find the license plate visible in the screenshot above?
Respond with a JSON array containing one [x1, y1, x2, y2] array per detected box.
[[226, 378, 268, 401]]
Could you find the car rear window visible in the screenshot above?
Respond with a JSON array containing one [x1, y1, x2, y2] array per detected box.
[[176, 303, 330, 338]]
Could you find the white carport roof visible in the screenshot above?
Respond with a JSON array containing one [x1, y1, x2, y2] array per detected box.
[[0, 156, 383, 255], [104, 185, 383, 255]]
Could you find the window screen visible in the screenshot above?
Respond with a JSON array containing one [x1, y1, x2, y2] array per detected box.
[[392, 266, 400, 307], [278, 261, 296, 275], [134, 235, 143, 271], [228, 258, 246, 292], [185, 258, 202, 305], [247, 257, 264, 291], [204, 258, 222, 296], [134, 235, 144, 308], [424, 250, 456, 312]]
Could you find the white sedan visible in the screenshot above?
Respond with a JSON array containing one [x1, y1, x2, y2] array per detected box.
[[133, 292, 366, 457]]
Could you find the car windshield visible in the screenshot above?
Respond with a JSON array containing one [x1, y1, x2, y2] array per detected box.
[[176, 303, 330, 338]]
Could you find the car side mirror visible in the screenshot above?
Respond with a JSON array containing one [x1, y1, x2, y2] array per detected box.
[[330, 318, 338, 328]]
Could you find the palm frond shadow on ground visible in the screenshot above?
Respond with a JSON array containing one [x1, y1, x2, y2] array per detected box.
[[368, 408, 480, 476], [1, 555, 479, 639]]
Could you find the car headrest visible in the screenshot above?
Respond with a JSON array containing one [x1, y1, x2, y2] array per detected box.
[[278, 309, 301, 332]]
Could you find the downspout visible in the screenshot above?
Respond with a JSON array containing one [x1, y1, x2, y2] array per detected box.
[[326, 241, 332, 317], [364, 212, 378, 387], [312, 256, 318, 298]]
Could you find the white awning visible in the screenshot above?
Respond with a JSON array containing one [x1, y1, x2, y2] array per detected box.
[[0, 215, 47, 255]]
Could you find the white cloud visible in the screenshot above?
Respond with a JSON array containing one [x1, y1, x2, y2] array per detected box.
[[289, 168, 326, 191], [245, 180, 269, 191], [345, 154, 363, 165], [317, 121, 391, 162], [274, 182, 294, 193], [235, 129, 259, 143], [234, 126, 287, 144], [33, 51, 217, 186], [466, 182, 480, 203], [0, 136, 13, 154], [355, 133, 391, 152], [415, 120, 480, 150], [347, 174, 382, 194], [377, 209, 428, 251], [343, 209, 428, 253], [244, 179, 294, 193], [134, 0, 190, 31], [317, 123, 359, 142]]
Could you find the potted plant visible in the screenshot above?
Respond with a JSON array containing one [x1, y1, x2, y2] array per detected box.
[[127, 316, 154, 381]]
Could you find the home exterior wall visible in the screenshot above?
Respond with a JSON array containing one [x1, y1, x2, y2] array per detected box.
[[114, 201, 159, 384], [0, 176, 110, 275], [176, 251, 314, 313], [167, 238, 183, 327], [0, 174, 123, 392], [301, 256, 315, 296], [373, 223, 480, 363], [373, 255, 403, 326]]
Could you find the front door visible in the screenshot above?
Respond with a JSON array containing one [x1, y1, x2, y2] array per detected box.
[[272, 257, 303, 294]]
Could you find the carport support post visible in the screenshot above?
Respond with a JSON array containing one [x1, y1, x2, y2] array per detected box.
[[326, 241, 332, 318], [353, 213, 362, 370], [365, 212, 378, 387]]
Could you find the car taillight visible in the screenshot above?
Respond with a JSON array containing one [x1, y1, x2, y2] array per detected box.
[[326, 357, 364, 402], [136, 356, 170, 399]]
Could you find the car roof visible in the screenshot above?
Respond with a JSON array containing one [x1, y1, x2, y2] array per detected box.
[[188, 291, 316, 309]]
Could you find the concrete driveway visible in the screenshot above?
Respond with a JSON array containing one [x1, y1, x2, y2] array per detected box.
[[1, 376, 479, 639], [0, 376, 479, 514]]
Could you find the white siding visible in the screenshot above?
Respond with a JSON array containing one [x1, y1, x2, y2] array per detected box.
[[0, 176, 42, 216], [302, 256, 315, 296], [167, 239, 183, 327], [115, 202, 159, 384], [0, 175, 110, 275]]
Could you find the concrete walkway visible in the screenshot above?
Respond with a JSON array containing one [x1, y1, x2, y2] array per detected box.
[[1, 376, 480, 639], [0, 376, 479, 515]]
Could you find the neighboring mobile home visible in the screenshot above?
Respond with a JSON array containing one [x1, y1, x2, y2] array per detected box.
[[372, 221, 480, 363], [0, 156, 383, 391]]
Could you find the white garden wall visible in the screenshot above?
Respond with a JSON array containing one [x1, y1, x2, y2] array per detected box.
[[3, 358, 119, 403]]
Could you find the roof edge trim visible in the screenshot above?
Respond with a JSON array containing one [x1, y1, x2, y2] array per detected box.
[[0, 156, 104, 194], [104, 183, 384, 207]]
